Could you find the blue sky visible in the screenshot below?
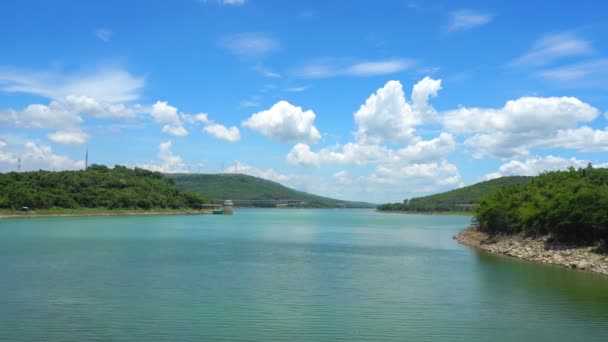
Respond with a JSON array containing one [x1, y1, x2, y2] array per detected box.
[[1, 0, 608, 203]]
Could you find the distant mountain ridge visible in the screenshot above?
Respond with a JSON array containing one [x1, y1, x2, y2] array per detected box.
[[167, 173, 376, 208], [377, 176, 533, 213]]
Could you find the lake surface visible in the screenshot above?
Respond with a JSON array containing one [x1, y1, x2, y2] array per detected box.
[[1, 209, 607, 341]]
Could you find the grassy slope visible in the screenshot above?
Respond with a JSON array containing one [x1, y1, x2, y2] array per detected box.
[[412, 176, 533, 205], [378, 176, 533, 212], [167, 173, 376, 208]]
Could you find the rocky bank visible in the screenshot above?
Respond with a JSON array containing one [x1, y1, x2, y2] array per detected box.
[[454, 227, 608, 276]]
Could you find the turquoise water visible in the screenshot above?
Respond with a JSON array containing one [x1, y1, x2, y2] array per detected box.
[[1, 209, 607, 341]]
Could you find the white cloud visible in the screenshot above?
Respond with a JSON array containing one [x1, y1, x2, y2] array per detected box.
[[65, 95, 137, 119], [162, 125, 188, 137], [0, 66, 144, 103], [296, 58, 415, 78], [220, 33, 279, 57], [47, 129, 89, 146], [443, 96, 601, 158], [240, 100, 260, 108], [203, 123, 241, 142], [444, 96, 598, 134], [536, 59, 608, 85], [0, 96, 140, 145], [201, 0, 246, 5], [0, 141, 85, 172], [150, 101, 188, 137], [243, 101, 321, 144], [448, 10, 493, 32], [483, 155, 592, 180], [252, 65, 280, 78], [222, 0, 245, 4], [287, 133, 455, 168], [365, 160, 462, 197], [395, 133, 456, 163], [285, 86, 309, 92], [0, 102, 82, 130], [95, 29, 112, 42], [543, 126, 608, 152], [345, 59, 415, 76], [411, 76, 442, 118], [354, 80, 421, 143], [224, 162, 291, 184], [510, 32, 594, 67], [150, 101, 239, 141], [139, 140, 187, 173]]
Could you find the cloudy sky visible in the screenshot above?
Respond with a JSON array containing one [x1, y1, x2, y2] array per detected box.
[[1, 0, 608, 203]]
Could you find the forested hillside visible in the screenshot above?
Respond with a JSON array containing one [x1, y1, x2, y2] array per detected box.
[[475, 166, 608, 243], [0, 165, 208, 210], [377, 176, 532, 212], [167, 173, 376, 208]]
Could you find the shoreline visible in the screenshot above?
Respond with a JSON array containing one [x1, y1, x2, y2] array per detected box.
[[0, 209, 212, 219], [377, 210, 473, 216], [454, 227, 608, 276]]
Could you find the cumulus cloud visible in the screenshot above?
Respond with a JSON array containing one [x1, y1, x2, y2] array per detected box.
[[368, 160, 461, 188], [0, 102, 82, 130], [411, 76, 442, 117], [0, 66, 144, 103], [150, 101, 240, 141], [448, 10, 493, 32], [65, 95, 137, 119], [443, 96, 601, 158], [204, 123, 241, 142], [444, 96, 598, 133], [224, 162, 291, 184], [243, 101, 321, 144], [510, 32, 594, 67], [355, 80, 425, 143], [139, 140, 187, 173], [483, 155, 594, 180], [287, 133, 455, 168], [220, 33, 278, 57], [0, 140, 84, 172], [47, 129, 90, 146], [150, 101, 188, 137]]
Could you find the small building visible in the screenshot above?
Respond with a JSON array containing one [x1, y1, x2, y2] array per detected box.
[[223, 200, 234, 215]]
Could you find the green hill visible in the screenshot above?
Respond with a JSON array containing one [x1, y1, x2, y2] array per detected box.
[[476, 166, 608, 243], [377, 176, 532, 213], [167, 173, 376, 208], [0, 165, 208, 211]]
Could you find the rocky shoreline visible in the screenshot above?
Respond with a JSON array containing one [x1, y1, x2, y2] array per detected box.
[[454, 227, 608, 276]]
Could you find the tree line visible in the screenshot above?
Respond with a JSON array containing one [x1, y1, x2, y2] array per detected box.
[[0, 164, 209, 210], [475, 165, 608, 244]]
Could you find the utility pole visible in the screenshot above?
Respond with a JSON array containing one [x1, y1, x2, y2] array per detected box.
[[17, 156, 21, 172], [85, 147, 89, 170]]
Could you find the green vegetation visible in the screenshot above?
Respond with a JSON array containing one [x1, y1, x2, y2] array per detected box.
[[167, 173, 376, 208], [0, 165, 209, 211], [377, 176, 532, 213], [475, 165, 608, 244]]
